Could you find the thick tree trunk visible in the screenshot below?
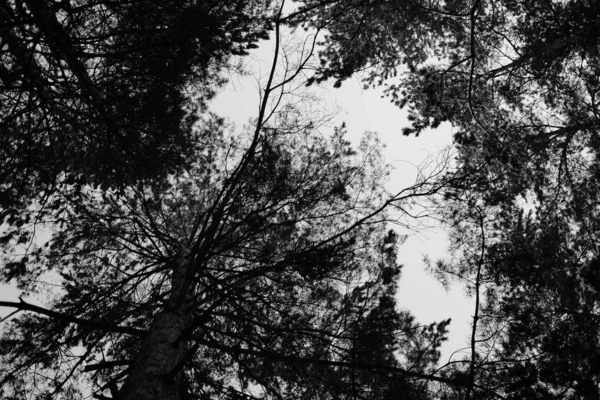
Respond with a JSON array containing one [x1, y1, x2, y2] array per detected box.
[[118, 257, 193, 400], [118, 310, 188, 400]]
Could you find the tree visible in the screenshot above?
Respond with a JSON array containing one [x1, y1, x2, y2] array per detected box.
[[0, 92, 445, 400], [289, 0, 600, 398], [426, 180, 600, 400], [0, 14, 457, 400], [0, 0, 271, 210]]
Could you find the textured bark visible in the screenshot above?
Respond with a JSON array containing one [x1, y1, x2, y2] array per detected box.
[[118, 310, 188, 400], [118, 258, 192, 400]]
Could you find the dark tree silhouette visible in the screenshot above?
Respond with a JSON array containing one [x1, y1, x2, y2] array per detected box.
[[290, 0, 600, 398], [0, 13, 458, 400], [0, 0, 271, 210], [0, 94, 448, 400]]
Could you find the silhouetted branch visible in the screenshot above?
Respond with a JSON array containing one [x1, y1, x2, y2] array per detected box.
[[0, 298, 144, 336]]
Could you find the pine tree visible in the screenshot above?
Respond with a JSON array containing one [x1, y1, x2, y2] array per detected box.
[[290, 0, 600, 397]]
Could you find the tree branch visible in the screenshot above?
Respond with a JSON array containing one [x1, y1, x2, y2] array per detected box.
[[465, 210, 485, 400], [0, 298, 144, 336], [83, 360, 132, 372]]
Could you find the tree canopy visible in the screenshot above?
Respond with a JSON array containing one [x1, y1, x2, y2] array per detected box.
[[0, 0, 270, 210], [3, 0, 600, 399], [0, 7, 455, 399], [1, 111, 445, 399], [290, 0, 600, 398]]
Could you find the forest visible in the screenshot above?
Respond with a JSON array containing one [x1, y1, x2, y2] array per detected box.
[[1, 0, 599, 399]]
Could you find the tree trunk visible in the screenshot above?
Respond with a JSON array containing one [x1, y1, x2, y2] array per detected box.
[[118, 310, 188, 400], [118, 257, 192, 400]]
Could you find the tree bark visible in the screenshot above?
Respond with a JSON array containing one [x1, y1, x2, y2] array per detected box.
[[117, 310, 188, 400], [118, 257, 192, 400]]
